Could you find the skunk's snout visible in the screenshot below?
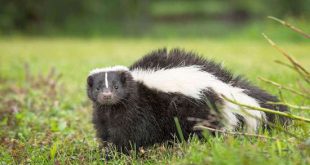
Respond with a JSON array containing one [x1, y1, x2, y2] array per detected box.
[[97, 91, 115, 104], [99, 91, 112, 100], [102, 92, 112, 100]]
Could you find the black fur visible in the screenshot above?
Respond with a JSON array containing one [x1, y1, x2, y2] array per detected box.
[[87, 48, 290, 153], [130, 48, 290, 124]]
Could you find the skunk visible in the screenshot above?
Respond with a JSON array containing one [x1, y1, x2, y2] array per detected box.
[[87, 48, 289, 153]]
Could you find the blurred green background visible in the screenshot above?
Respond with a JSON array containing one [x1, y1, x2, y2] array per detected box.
[[0, 1, 310, 164], [0, 0, 309, 40]]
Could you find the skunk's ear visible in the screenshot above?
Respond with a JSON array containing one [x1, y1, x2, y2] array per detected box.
[[120, 71, 132, 84], [87, 75, 94, 87]]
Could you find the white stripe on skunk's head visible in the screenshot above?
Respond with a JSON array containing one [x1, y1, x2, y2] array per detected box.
[[89, 65, 129, 76]]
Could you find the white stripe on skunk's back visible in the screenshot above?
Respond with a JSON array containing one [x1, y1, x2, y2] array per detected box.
[[131, 66, 266, 132]]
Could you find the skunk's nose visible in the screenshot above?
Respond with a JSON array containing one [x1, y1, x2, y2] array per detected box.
[[101, 92, 112, 100]]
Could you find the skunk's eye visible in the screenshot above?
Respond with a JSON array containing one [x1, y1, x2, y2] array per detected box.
[[96, 87, 100, 91], [114, 85, 119, 89]]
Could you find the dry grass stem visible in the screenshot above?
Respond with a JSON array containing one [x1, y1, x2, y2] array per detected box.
[[274, 60, 295, 70], [258, 77, 309, 98], [268, 16, 310, 39], [266, 102, 310, 110], [224, 98, 302, 140], [221, 95, 310, 123], [193, 125, 278, 140], [262, 33, 310, 83]]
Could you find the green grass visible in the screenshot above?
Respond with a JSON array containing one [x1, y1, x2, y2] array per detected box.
[[0, 37, 309, 164]]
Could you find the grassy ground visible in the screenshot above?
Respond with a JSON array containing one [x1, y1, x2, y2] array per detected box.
[[0, 37, 309, 164]]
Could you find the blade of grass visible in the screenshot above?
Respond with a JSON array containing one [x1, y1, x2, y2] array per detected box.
[[174, 117, 185, 142], [50, 141, 58, 161]]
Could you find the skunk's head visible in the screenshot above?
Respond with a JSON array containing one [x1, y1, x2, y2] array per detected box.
[[87, 66, 135, 105]]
